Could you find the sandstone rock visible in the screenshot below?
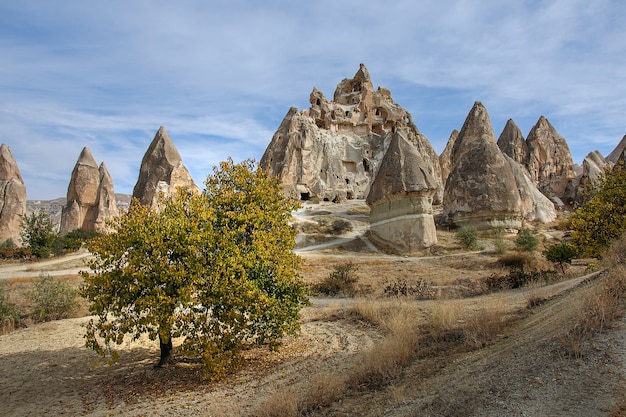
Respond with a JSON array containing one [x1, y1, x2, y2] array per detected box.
[[497, 119, 528, 166], [439, 130, 458, 187], [606, 134, 626, 164], [505, 156, 557, 223], [0, 144, 27, 244], [525, 116, 576, 201], [93, 163, 118, 233], [261, 64, 443, 204], [132, 126, 199, 208], [60, 148, 119, 234], [443, 102, 523, 230], [366, 127, 438, 252]]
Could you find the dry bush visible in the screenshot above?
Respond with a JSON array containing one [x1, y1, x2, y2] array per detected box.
[[348, 311, 419, 389], [462, 303, 507, 348], [560, 266, 626, 359], [428, 300, 464, 341], [348, 298, 419, 331], [346, 205, 371, 216]]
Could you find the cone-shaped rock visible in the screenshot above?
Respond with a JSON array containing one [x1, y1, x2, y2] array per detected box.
[[132, 126, 199, 208], [606, 135, 626, 164], [572, 150, 608, 203], [60, 148, 119, 234], [525, 116, 576, 200], [0, 144, 27, 244], [439, 129, 458, 186], [261, 64, 443, 204], [443, 102, 523, 230], [366, 127, 438, 252], [497, 119, 528, 166], [60, 147, 100, 234], [93, 163, 119, 233]]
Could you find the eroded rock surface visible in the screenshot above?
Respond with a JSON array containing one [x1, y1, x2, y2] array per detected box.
[[60, 148, 118, 234], [132, 126, 199, 208], [443, 102, 523, 230], [260, 64, 442, 204], [366, 127, 438, 253], [606, 135, 626, 164], [439, 129, 458, 187], [497, 119, 528, 166], [525, 116, 576, 201], [0, 144, 27, 244]]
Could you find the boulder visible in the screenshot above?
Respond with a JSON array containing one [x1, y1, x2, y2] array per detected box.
[[366, 127, 438, 253], [525, 116, 576, 201], [60, 148, 119, 234], [260, 64, 443, 204], [497, 119, 528, 166], [132, 126, 199, 208], [439, 129, 458, 187], [443, 102, 523, 230], [0, 144, 27, 245]]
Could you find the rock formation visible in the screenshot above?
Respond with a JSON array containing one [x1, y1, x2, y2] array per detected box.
[[505, 156, 557, 223], [366, 127, 438, 253], [132, 126, 199, 208], [606, 135, 626, 164], [525, 116, 576, 201], [60, 148, 119, 234], [443, 102, 523, 230], [260, 64, 443, 204], [0, 144, 27, 245], [497, 119, 528, 166], [438, 129, 458, 186]]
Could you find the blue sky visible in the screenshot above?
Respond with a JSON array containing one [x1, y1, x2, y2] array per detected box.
[[2, 1, 625, 200]]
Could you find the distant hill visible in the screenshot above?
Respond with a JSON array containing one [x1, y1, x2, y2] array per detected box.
[[26, 194, 132, 229]]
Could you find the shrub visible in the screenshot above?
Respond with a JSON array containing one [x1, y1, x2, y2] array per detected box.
[[544, 242, 577, 273], [0, 239, 16, 249], [312, 262, 359, 296], [0, 282, 21, 333], [456, 226, 478, 250], [26, 274, 78, 322], [497, 252, 535, 271], [515, 228, 538, 252], [383, 278, 437, 299], [20, 210, 57, 258]]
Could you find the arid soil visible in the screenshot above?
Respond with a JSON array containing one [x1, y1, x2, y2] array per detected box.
[[1, 201, 625, 416]]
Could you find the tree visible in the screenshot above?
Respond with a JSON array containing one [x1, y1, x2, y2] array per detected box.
[[82, 159, 307, 377], [544, 242, 577, 273], [570, 161, 626, 258], [20, 210, 57, 258]]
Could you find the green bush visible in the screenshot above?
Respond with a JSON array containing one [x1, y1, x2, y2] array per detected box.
[[27, 274, 78, 322], [312, 262, 360, 297], [0, 247, 32, 259], [456, 227, 478, 250], [544, 242, 577, 273], [20, 210, 57, 258], [0, 239, 16, 249], [515, 228, 538, 252]]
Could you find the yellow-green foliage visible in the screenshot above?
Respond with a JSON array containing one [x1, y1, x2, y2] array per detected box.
[[82, 159, 307, 378], [570, 161, 626, 258]]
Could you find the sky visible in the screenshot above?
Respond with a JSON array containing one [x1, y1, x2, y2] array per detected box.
[[1, 1, 625, 200]]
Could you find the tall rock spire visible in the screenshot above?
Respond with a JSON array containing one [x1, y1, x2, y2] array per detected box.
[[60, 147, 118, 234], [443, 102, 523, 230], [132, 126, 199, 208], [0, 144, 27, 244]]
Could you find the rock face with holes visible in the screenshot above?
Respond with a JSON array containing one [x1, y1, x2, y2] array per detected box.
[[60, 148, 119, 234], [443, 102, 523, 230], [366, 127, 438, 253], [132, 126, 199, 208], [0, 144, 27, 245], [260, 64, 442, 204]]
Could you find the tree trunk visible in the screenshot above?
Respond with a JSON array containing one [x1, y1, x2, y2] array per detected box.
[[157, 332, 173, 368]]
